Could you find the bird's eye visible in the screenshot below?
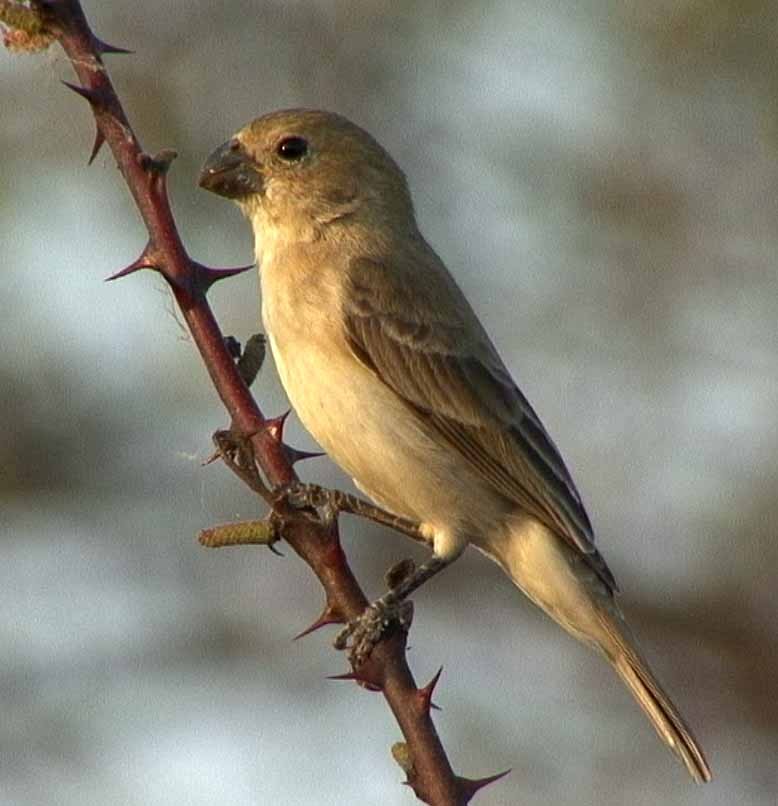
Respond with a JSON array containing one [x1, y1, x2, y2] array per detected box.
[[276, 136, 309, 161]]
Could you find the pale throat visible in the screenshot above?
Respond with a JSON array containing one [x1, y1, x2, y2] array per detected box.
[[250, 208, 318, 267], [252, 218, 268, 266], [248, 207, 275, 266]]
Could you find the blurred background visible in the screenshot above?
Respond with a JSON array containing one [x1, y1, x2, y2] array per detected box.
[[2, 1, 777, 804]]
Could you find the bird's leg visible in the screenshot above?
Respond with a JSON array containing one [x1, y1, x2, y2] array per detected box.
[[334, 553, 452, 667], [273, 481, 425, 542], [274, 481, 446, 664]]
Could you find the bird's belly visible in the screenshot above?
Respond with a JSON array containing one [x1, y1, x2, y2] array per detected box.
[[267, 331, 505, 538]]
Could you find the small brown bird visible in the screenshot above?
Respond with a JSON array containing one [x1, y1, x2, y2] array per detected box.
[[199, 109, 711, 783]]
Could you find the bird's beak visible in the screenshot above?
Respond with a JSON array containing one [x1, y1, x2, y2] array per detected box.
[[198, 138, 263, 198]]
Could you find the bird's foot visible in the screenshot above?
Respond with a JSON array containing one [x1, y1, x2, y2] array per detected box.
[[334, 558, 416, 666], [272, 481, 338, 524], [334, 593, 414, 667]]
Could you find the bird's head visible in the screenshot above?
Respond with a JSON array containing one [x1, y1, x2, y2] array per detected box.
[[199, 109, 415, 248]]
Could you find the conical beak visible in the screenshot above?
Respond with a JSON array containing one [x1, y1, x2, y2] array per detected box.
[[198, 138, 263, 198]]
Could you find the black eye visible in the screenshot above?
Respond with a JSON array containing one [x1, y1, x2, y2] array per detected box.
[[276, 136, 309, 161]]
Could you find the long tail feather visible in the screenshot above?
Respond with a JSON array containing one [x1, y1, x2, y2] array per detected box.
[[603, 616, 712, 783], [494, 517, 712, 782]]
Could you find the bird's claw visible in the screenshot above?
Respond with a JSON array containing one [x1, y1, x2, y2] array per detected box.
[[273, 481, 338, 524], [334, 596, 414, 667]]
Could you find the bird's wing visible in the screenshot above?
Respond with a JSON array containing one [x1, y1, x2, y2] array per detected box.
[[343, 255, 616, 591]]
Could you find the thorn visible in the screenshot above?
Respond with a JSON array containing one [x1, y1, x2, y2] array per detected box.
[[105, 238, 190, 294], [138, 149, 177, 175], [105, 241, 159, 281], [92, 36, 134, 55], [327, 671, 359, 681], [201, 449, 221, 467], [284, 445, 325, 465], [457, 769, 512, 803], [105, 261, 148, 282], [327, 672, 382, 692], [267, 542, 284, 557], [87, 127, 106, 165], [193, 261, 254, 293], [62, 81, 106, 108], [265, 410, 290, 443], [416, 666, 443, 714], [293, 603, 344, 641]]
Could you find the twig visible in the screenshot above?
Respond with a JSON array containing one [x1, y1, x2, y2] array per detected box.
[[13, 1, 508, 802]]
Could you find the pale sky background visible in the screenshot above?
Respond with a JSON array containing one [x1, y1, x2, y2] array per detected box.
[[2, 1, 777, 804]]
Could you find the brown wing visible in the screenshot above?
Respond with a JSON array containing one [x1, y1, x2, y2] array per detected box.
[[343, 254, 617, 592]]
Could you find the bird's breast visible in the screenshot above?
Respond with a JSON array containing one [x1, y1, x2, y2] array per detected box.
[[259, 252, 509, 540], [264, 318, 426, 519]]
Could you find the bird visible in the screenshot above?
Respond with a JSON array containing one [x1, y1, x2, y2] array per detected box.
[[199, 108, 712, 783]]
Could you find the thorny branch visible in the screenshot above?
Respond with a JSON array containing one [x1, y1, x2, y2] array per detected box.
[[5, 1, 510, 802]]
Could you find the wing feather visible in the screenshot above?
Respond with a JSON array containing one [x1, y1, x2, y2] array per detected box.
[[344, 255, 616, 592]]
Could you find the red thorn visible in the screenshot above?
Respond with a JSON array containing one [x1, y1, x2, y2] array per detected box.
[[92, 36, 134, 55], [265, 410, 290, 443], [88, 127, 106, 165], [201, 449, 221, 467], [105, 258, 154, 281], [62, 81, 106, 107], [105, 241, 159, 282], [193, 261, 254, 293], [293, 604, 344, 641], [284, 445, 325, 465], [327, 672, 359, 681], [327, 672, 383, 692], [457, 769, 512, 802], [138, 149, 177, 175], [416, 666, 443, 714]]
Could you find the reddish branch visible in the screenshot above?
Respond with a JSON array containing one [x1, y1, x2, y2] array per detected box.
[[12, 1, 509, 802]]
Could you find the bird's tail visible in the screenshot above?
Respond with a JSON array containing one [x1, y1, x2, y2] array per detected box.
[[599, 611, 712, 783], [489, 518, 711, 783]]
